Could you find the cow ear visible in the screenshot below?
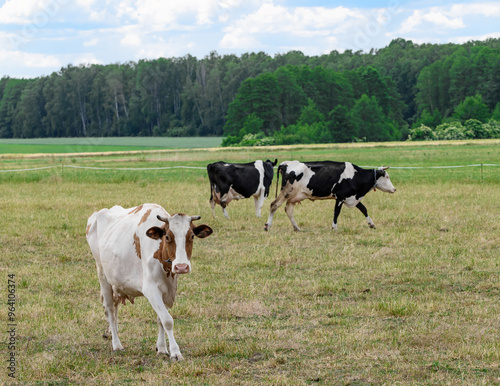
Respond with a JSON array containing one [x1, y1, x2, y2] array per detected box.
[[146, 226, 165, 240], [193, 225, 213, 239]]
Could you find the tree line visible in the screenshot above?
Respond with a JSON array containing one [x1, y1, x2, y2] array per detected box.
[[0, 38, 499, 143]]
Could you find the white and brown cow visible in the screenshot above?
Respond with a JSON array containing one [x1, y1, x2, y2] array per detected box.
[[86, 204, 212, 360], [265, 161, 396, 231]]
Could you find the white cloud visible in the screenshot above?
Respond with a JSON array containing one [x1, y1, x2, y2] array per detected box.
[[0, 49, 61, 75], [424, 10, 464, 29], [130, 0, 241, 30], [72, 53, 102, 66], [395, 3, 500, 35], [448, 32, 500, 44], [0, 0, 72, 26], [121, 33, 141, 47], [0, 0, 499, 78], [119, 25, 143, 47], [219, 28, 260, 50], [0, 0, 44, 24], [397, 9, 464, 35], [219, 3, 362, 51], [83, 38, 99, 47], [450, 2, 500, 18]]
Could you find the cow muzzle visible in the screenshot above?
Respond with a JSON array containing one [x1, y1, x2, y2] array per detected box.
[[173, 263, 190, 274]]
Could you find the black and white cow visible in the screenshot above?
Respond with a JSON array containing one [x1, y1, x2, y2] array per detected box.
[[264, 160, 396, 231], [207, 159, 278, 218]]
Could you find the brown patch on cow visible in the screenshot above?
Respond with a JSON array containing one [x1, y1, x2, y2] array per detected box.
[[128, 204, 144, 215], [86, 224, 91, 236], [133, 233, 141, 259], [113, 292, 135, 305], [210, 187, 221, 205], [120, 295, 134, 305], [185, 226, 195, 258], [138, 209, 152, 226], [153, 226, 174, 277]]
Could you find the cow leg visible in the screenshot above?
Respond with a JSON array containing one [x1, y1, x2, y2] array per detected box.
[[332, 199, 344, 230], [285, 201, 301, 231], [106, 296, 121, 345], [220, 192, 232, 219], [253, 190, 266, 218], [220, 202, 230, 219], [264, 190, 289, 231], [156, 316, 168, 355], [356, 202, 376, 228], [97, 266, 123, 351], [209, 186, 219, 218], [144, 289, 183, 361], [209, 198, 216, 218]]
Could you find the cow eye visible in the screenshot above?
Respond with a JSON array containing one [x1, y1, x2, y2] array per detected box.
[[190, 234, 195, 240], [165, 235, 171, 242]]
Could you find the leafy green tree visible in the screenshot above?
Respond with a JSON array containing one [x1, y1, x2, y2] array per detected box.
[[350, 94, 398, 141], [348, 66, 405, 125], [0, 78, 32, 137], [328, 105, 356, 143], [224, 73, 280, 136], [274, 66, 307, 126], [416, 59, 453, 118], [13, 78, 47, 138], [453, 94, 490, 123], [240, 113, 264, 136], [298, 98, 324, 126], [492, 102, 500, 121], [414, 109, 442, 128]]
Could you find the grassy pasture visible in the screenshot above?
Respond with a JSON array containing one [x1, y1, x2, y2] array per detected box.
[[1, 140, 500, 384]]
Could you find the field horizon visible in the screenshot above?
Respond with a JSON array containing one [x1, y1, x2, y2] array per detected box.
[[0, 137, 224, 155]]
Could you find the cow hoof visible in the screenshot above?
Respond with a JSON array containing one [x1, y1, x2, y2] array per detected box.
[[293, 227, 301, 232], [170, 353, 184, 362], [369, 224, 376, 229], [112, 345, 124, 352], [264, 224, 269, 231], [156, 347, 169, 356]]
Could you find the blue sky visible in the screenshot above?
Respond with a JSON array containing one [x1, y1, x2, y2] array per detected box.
[[0, 0, 499, 78]]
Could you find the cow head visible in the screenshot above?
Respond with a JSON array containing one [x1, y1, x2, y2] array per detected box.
[[146, 214, 213, 275], [375, 166, 397, 193]]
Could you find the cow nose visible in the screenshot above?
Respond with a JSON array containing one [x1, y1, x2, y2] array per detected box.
[[174, 263, 190, 274]]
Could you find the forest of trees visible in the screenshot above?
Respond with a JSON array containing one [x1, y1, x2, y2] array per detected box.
[[1, 38, 499, 145]]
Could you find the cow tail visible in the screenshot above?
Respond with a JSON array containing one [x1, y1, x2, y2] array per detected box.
[[207, 164, 215, 201], [275, 165, 281, 199]]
